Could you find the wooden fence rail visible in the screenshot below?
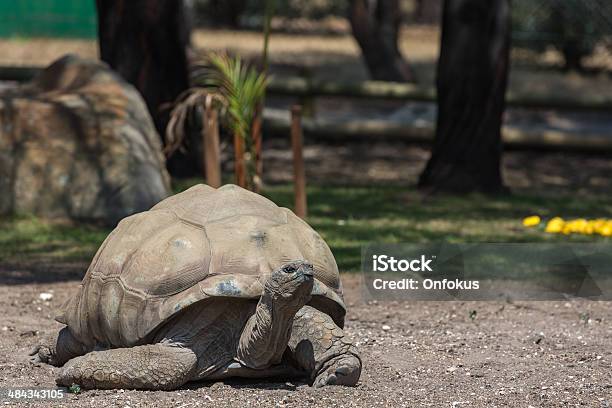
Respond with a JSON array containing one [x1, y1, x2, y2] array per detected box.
[[4, 66, 612, 112], [266, 77, 612, 112], [4, 66, 612, 151], [262, 109, 612, 152]]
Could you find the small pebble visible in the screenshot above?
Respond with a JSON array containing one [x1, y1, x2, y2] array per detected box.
[[39, 293, 53, 301]]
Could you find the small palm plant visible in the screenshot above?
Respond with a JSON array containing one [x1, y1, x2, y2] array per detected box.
[[201, 53, 268, 190], [167, 53, 268, 191]]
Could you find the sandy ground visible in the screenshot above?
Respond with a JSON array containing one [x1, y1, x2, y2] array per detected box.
[[0, 265, 610, 408]]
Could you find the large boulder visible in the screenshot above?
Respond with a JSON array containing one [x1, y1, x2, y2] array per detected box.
[[0, 55, 171, 225]]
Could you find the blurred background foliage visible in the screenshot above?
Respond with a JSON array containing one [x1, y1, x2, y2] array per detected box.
[[193, 0, 348, 25], [3, 0, 612, 73], [512, 0, 612, 70], [189, 0, 612, 71]]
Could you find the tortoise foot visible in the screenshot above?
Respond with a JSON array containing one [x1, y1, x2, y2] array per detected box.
[[314, 354, 361, 387], [288, 306, 362, 388]]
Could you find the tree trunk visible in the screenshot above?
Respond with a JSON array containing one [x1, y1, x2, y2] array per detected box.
[[348, 0, 413, 82], [562, 40, 586, 72], [207, 0, 246, 28], [415, 0, 442, 24], [418, 0, 510, 194], [96, 0, 190, 137]]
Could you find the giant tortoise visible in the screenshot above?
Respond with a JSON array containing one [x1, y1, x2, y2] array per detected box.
[[31, 184, 361, 390]]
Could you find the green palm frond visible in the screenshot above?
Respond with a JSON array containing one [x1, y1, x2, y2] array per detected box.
[[199, 53, 269, 140]]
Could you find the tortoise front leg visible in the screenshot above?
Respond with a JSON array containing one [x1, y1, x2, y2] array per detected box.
[[30, 327, 91, 367], [236, 261, 313, 369], [288, 306, 362, 387], [56, 344, 197, 390]]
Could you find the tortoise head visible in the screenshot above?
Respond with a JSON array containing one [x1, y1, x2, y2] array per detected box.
[[265, 260, 314, 306]]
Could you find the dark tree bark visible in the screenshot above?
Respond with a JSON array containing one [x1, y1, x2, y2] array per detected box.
[[349, 0, 413, 82], [562, 42, 586, 72], [96, 0, 190, 136], [418, 0, 510, 194], [415, 0, 442, 24], [549, 7, 588, 72], [96, 0, 194, 176], [207, 0, 246, 28]]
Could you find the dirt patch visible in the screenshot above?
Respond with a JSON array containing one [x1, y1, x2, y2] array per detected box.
[[0, 264, 610, 407]]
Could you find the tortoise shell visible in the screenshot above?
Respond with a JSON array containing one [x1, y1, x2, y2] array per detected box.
[[57, 184, 345, 347]]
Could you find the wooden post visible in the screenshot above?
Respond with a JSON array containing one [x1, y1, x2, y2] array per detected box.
[[291, 105, 307, 218], [234, 133, 247, 188], [203, 96, 221, 188]]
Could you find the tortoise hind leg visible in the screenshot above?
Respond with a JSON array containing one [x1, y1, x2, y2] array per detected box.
[[288, 306, 362, 387], [30, 327, 91, 367], [56, 344, 197, 390]]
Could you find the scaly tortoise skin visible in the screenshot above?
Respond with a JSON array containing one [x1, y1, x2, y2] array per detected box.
[[31, 184, 361, 390]]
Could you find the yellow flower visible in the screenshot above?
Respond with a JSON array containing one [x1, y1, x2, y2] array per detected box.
[[537, 217, 612, 236], [597, 220, 612, 237], [593, 219, 607, 233], [523, 215, 541, 228], [601, 223, 612, 237], [571, 219, 587, 233], [545, 217, 564, 233]]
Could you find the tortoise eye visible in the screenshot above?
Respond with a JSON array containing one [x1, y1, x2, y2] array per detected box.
[[283, 265, 297, 273]]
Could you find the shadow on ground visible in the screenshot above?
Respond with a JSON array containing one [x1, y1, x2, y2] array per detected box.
[[0, 262, 87, 285]]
